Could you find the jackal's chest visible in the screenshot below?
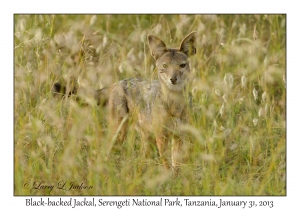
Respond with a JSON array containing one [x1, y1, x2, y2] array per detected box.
[[164, 98, 186, 118], [137, 93, 187, 133], [121, 78, 187, 132]]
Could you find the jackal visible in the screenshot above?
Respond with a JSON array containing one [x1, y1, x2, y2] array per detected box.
[[53, 31, 196, 173]]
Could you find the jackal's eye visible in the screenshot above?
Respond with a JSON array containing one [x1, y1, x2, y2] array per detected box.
[[180, 63, 187, 68], [163, 64, 168, 69]]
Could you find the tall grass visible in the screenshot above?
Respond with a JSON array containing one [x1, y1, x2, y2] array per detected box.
[[14, 14, 286, 195]]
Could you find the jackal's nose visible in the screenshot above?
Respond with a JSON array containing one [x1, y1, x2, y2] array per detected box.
[[170, 77, 177, 84]]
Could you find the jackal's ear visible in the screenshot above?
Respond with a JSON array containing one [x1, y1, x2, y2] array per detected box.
[[179, 31, 196, 57], [148, 35, 168, 60]]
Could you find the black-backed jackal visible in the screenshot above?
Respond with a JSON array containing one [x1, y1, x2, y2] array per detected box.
[[53, 32, 197, 173]]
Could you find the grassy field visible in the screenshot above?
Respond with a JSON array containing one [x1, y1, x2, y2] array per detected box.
[[14, 14, 286, 195]]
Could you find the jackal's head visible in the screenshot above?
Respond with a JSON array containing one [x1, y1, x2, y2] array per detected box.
[[148, 32, 196, 92]]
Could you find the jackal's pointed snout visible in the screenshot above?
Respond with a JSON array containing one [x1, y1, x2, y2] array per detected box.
[[170, 77, 177, 84]]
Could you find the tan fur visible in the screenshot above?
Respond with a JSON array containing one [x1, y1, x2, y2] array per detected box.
[[107, 32, 196, 173], [52, 32, 197, 173]]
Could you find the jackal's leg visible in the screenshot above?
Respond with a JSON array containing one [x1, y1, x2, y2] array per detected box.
[[140, 131, 151, 158], [107, 89, 129, 153], [171, 137, 183, 174], [137, 130, 152, 174], [156, 136, 170, 169], [107, 115, 128, 154]]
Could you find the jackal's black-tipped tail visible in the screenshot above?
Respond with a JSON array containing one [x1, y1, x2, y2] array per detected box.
[[52, 82, 109, 106], [52, 82, 78, 97]]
